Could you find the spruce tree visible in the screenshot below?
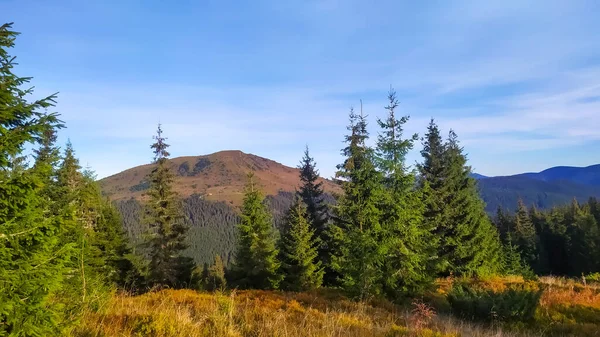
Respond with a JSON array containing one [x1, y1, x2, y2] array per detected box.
[[564, 200, 600, 275], [513, 199, 539, 270], [418, 119, 446, 258], [205, 255, 227, 291], [589, 197, 600, 224], [444, 130, 502, 276], [56, 141, 83, 201], [546, 206, 569, 275], [0, 22, 74, 335], [144, 124, 192, 288], [495, 206, 513, 241], [298, 146, 328, 235], [569, 212, 599, 275], [54, 145, 118, 306], [297, 146, 330, 281], [331, 106, 386, 300], [502, 233, 532, 277], [92, 191, 140, 290], [419, 123, 502, 276], [280, 197, 324, 291], [375, 88, 432, 295], [232, 173, 282, 289], [529, 206, 550, 274], [33, 128, 60, 181]]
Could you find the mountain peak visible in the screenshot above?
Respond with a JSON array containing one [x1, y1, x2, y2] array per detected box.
[[99, 150, 339, 206]]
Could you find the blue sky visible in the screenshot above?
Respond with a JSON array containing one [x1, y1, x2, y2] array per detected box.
[[3, 0, 600, 179]]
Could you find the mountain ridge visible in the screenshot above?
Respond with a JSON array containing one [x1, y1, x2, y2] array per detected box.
[[99, 150, 340, 207], [474, 164, 600, 182], [101, 150, 600, 212], [472, 164, 600, 211]]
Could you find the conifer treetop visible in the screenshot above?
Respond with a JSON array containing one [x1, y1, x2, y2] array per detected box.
[[151, 123, 170, 162], [0, 22, 62, 168], [376, 87, 418, 177]]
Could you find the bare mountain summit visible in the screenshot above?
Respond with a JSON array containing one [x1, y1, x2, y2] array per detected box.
[[99, 150, 340, 206]]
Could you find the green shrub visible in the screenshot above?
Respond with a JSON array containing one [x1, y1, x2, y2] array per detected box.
[[586, 272, 600, 284], [447, 281, 543, 323]]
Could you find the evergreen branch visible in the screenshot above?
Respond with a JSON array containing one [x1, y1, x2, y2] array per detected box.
[[30, 245, 72, 270], [0, 226, 37, 239]]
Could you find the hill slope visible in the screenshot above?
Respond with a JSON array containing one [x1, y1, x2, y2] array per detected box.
[[477, 176, 600, 212], [474, 164, 600, 212], [518, 164, 600, 186], [100, 150, 340, 206], [102, 152, 599, 213]]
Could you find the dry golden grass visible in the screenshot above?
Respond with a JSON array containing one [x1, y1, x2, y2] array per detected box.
[[436, 276, 600, 337], [73, 288, 538, 337], [532, 276, 600, 336], [73, 277, 600, 337]]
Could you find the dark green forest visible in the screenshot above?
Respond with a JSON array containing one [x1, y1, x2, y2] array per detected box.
[[2, 22, 600, 336]]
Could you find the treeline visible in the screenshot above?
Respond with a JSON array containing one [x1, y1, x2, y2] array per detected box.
[[214, 91, 508, 301], [217, 91, 600, 300], [496, 198, 600, 277]]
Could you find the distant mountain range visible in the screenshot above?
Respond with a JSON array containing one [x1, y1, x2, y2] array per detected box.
[[472, 165, 600, 212], [100, 151, 600, 214]]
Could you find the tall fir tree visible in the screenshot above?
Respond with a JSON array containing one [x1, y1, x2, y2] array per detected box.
[[330, 106, 386, 300], [54, 145, 129, 305], [232, 173, 282, 289], [546, 206, 569, 275], [564, 199, 600, 275], [144, 124, 193, 288], [297, 146, 328, 235], [204, 255, 227, 291], [513, 199, 539, 270], [589, 197, 600, 225], [0, 22, 75, 335], [417, 119, 446, 261], [96, 196, 141, 289], [419, 122, 502, 276], [570, 211, 599, 275], [495, 206, 513, 241], [297, 146, 330, 281], [502, 232, 532, 277], [55, 144, 93, 304], [443, 130, 502, 276], [375, 88, 432, 295], [279, 197, 324, 291], [32, 128, 60, 182], [529, 205, 550, 274]]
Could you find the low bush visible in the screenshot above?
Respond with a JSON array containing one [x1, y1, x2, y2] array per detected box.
[[585, 272, 600, 284], [447, 281, 543, 323]]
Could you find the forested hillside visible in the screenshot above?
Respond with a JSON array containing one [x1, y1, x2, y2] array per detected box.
[[116, 191, 336, 265]]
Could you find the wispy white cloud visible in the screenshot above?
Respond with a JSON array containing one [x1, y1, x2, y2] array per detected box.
[[5, 0, 600, 178]]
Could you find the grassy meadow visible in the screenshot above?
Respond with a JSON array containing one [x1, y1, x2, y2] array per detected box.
[[73, 276, 600, 337]]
